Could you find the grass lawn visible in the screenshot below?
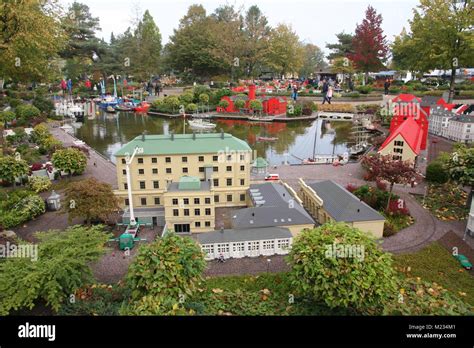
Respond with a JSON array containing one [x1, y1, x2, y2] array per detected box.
[[414, 183, 469, 221], [393, 242, 474, 306]]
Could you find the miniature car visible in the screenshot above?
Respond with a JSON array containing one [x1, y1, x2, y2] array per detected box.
[[453, 254, 472, 270], [264, 174, 280, 181]]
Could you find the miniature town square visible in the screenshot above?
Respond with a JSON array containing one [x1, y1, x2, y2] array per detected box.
[[0, 0, 473, 319]]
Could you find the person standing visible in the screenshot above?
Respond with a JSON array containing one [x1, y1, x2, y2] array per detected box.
[[348, 79, 354, 92], [60, 78, 67, 96], [292, 85, 298, 101], [326, 86, 333, 104], [384, 79, 391, 95], [321, 79, 329, 104]]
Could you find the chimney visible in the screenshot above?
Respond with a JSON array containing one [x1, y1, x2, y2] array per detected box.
[[248, 84, 256, 101]]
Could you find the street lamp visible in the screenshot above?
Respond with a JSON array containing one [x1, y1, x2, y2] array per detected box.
[[266, 258, 271, 273], [125, 146, 144, 226]]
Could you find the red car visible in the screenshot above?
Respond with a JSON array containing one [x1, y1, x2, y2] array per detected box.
[[264, 174, 280, 181]]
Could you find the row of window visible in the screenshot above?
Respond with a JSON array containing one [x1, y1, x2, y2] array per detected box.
[[123, 179, 246, 190], [172, 208, 212, 217], [172, 197, 211, 205], [202, 239, 290, 254], [174, 222, 211, 233], [124, 193, 246, 207], [123, 166, 246, 176], [123, 154, 248, 165]]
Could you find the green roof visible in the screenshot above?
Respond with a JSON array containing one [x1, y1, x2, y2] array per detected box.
[[114, 133, 251, 156], [253, 157, 268, 168], [178, 176, 201, 190]]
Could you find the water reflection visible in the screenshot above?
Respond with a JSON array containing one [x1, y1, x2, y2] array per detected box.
[[72, 111, 352, 165]]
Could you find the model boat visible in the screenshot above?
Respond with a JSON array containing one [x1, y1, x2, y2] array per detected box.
[[188, 119, 217, 129]]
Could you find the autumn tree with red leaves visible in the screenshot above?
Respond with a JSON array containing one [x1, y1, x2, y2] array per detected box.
[[361, 154, 421, 210], [350, 6, 389, 84]]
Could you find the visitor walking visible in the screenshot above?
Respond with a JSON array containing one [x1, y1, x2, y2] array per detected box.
[[326, 86, 333, 104], [292, 85, 298, 101], [67, 79, 72, 98], [321, 79, 329, 104], [384, 79, 391, 95], [155, 83, 160, 97], [60, 78, 67, 96]]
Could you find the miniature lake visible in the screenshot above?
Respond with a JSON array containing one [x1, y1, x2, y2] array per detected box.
[[71, 110, 353, 165]]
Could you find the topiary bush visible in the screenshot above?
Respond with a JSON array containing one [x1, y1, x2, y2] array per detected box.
[[15, 104, 41, 123], [426, 161, 449, 184], [27, 176, 52, 193], [356, 86, 373, 94]]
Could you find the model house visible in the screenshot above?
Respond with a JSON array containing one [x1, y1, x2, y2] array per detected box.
[[378, 116, 423, 163], [298, 179, 385, 238], [445, 114, 474, 143], [428, 106, 455, 136], [115, 132, 252, 232]]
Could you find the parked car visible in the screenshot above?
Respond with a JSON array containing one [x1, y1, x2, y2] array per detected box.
[[264, 174, 280, 181]]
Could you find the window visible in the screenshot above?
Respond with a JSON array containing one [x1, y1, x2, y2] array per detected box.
[[205, 221, 211, 227], [166, 168, 172, 174], [124, 183, 128, 190], [205, 208, 211, 215], [233, 242, 245, 252], [183, 198, 189, 205], [184, 209, 190, 216], [227, 194, 232, 202], [248, 241, 259, 251], [153, 181, 159, 189], [194, 209, 200, 216], [194, 198, 200, 204], [152, 157, 157, 163], [205, 197, 211, 204], [199, 167, 204, 173], [213, 179, 219, 187], [122, 169, 126, 175], [165, 157, 171, 163], [240, 154, 245, 161], [394, 140, 404, 147], [214, 195, 220, 203], [226, 166, 232, 172], [141, 198, 147, 206], [121, 158, 126, 164], [394, 148, 403, 154], [213, 166, 218, 172], [152, 168, 158, 174], [154, 197, 160, 205], [195, 221, 201, 228], [226, 155, 232, 161], [240, 165, 245, 171], [173, 209, 179, 217], [213, 155, 218, 161], [202, 244, 213, 256], [240, 194, 246, 201], [393, 155, 402, 161], [198, 156, 204, 162], [139, 181, 146, 189], [240, 179, 245, 186], [174, 224, 190, 233], [137, 158, 143, 164], [183, 167, 188, 173], [227, 178, 232, 186], [138, 169, 144, 175], [182, 156, 188, 163], [172, 198, 178, 205], [217, 243, 230, 253], [277, 239, 289, 249], [263, 240, 274, 250], [125, 198, 129, 206]]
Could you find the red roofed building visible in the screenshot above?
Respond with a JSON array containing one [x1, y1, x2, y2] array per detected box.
[[390, 94, 428, 150], [378, 116, 423, 164]]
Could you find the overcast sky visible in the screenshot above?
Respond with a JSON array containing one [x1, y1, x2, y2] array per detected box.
[[59, 0, 419, 55]]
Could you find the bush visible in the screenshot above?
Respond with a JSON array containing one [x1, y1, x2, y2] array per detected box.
[[33, 96, 54, 115], [0, 194, 45, 229], [0, 110, 16, 125], [234, 99, 245, 110], [15, 104, 41, 123], [343, 92, 360, 98], [179, 92, 194, 105], [287, 223, 398, 313], [356, 86, 373, 94], [185, 103, 198, 113], [426, 161, 449, 184], [218, 99, 229, 109], [8, 98, 23, 108], [27, 176, 52, 193], [286, 103, 302, 116]]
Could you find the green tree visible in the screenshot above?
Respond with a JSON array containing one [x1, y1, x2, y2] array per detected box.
[[0, 0, 65, 82], [426, 161, 449, 184], [0, 225, 111, 314], [442, 144, 474, 206], [123, 232, 205, 314], [326, 32, 354, 60], [0, 110, 16, 127], [299, 43, 327, 78], [266, 24, 304, 77], [403, 0, 474, 101], [63, 177, 120, 224], [52, 147, 87, 177], [287, 222, 397, 312], [0, 155, 29, 187]]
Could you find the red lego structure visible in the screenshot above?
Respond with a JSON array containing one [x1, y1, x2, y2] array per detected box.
[[390, 94, 429, 150], [218, 84, 287, 116]]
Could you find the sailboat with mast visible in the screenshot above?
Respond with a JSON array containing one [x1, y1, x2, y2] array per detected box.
[[349, 121, 371, 156]]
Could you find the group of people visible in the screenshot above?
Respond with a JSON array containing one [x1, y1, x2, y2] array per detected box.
[[143, 81, 162, 96]]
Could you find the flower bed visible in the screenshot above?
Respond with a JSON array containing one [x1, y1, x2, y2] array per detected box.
[[415, 183, 469, 221]]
